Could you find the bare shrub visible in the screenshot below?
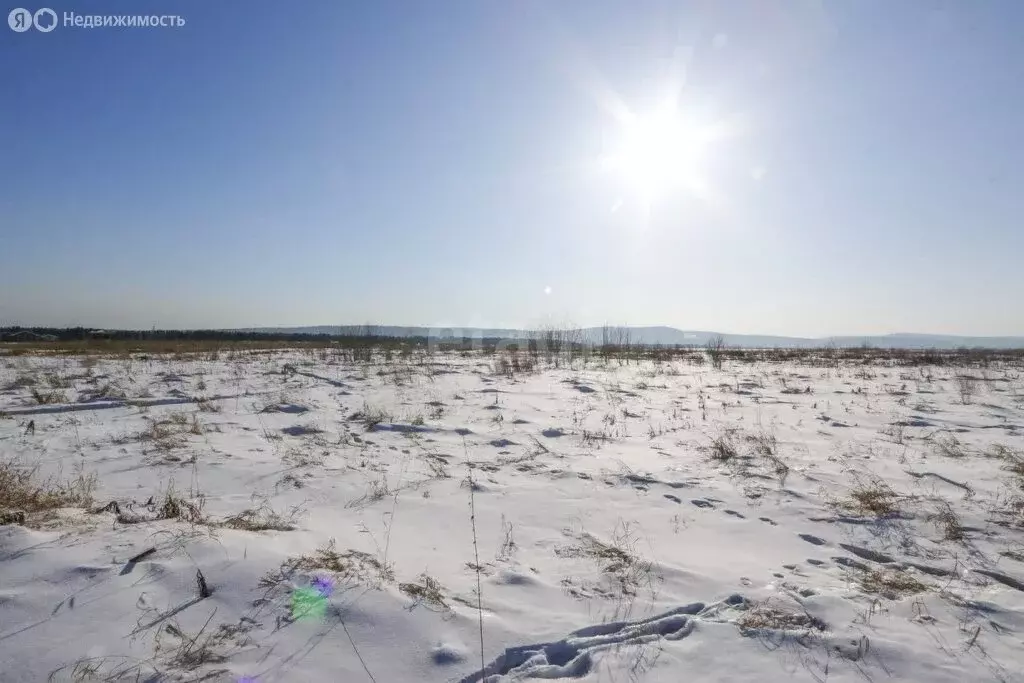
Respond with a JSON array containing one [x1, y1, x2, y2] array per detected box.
[[149, 608, 260, 673], [706, 335, 725, 370], [929, 501, 964, 541], [709, 429, 739, 462], [493, 355, 513, 379], [990, 444, 1024, 477], [880, 421, 905, 445], [956, 375, 979, 404], [931, 434, 967, 458]]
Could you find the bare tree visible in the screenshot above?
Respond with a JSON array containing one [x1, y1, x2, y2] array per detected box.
[[706, 335, 726, 370]]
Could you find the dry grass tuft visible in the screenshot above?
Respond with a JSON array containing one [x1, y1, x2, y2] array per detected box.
[[196, 398, 221, 413], [4, 373, 37, 390], [352, 402, 392, 431], [932, 434, 967, 458], [0, 459, 97, 516], [859, 568, 929, 598], [709, 430, 740, 462], [138, 416, 196, 451], [31, 387, 67, 405], [747, 430, 789, 485], [737, 598, 827, 633], [260, 539, 395, 590], [838, 477, 902, 518], [929, 501, 964, 541], [47, 655, 156, 682], [556, 523, 656, 597], [155, 486, 207, 524], [399, 573, 449, 610], [221, 500, 302, 531]]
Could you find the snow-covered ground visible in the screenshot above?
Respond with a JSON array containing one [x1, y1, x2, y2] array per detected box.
[[1, 348, 1023, 682]]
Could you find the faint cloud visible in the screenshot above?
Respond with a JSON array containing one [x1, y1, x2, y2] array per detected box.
[[751, 166, 767, 181], [544, 286, 552, 295], [712, 33, 728, 49]]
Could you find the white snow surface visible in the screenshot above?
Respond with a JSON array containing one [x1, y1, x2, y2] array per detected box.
[[1, 349, 1023, 682]]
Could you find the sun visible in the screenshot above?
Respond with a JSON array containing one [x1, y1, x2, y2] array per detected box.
[[602, 108, 717, 207]]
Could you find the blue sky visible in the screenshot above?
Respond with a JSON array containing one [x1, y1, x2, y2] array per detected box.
[[2, 0, 1022, 336]]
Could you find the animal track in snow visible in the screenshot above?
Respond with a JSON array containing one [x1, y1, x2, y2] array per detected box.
[[838, 543, 894, 564], [798, 533, 828, 546], [458, 603, 706, 682]]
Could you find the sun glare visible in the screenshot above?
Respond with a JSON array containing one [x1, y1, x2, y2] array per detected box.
[[602, 107, 721, 209]]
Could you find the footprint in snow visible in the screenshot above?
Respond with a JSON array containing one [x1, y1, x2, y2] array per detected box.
[[758, 517, 778, 526], [691, 499, 714, 509], [724, 509, 746, 519], [432, 643, 467, 665], [799, 533, 828, 546], [833, 556, 870, 571], [664, 494, 682, 504], [458, 603, 703, 682]]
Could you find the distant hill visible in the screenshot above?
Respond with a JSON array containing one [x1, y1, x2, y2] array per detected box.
[[245, 326, 1024, 350]]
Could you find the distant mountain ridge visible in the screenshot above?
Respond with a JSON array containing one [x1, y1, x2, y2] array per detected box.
[[244, 326, 1024, 350]]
